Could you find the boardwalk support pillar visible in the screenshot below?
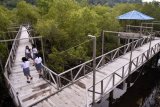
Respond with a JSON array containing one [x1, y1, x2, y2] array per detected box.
[[109, 91, 114, 107], [127, 76, 131, 88], [155, 52, 160, 67]]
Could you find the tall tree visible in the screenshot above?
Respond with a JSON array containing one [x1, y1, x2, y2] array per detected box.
[[16, 1, 39, 25]]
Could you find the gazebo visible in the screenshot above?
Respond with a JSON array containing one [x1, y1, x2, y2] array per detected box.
[[117, 10, 154, 20], [117, 10, 154, 44]]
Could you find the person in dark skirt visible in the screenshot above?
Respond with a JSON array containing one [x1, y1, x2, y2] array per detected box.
[[34, 54, 43, 78], [25, 46, 32, 59], [32, 44, 38, 60], [21, 57, 33, 83]]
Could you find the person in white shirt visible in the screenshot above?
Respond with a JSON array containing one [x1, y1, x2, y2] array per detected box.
[[21, 57, 33, 83], [25, 46, 32, 59], [34, 54, 43, 78], [32, 44, 38, 59]]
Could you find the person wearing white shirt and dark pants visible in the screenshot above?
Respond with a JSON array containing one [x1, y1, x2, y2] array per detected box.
[[32, 44, 38, 59], [34, 54, 43, 78], [21, 57, 33, 83], [25, 46, 32, 59]]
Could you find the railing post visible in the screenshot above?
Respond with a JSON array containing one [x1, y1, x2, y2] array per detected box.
[[8, 60, 11, 74], [83, 65, 86, 76], [88, 35, 96, 105], [58, 76, 62, 89], [122, 66, 124, 78], [102, 30, 105, 65], [122, 66, 125, 90], [101, 81, 103, 97], [56, 75, 60, 90], [140, 24, 142, 37], [128, 40, 134, 75], [136, 57, 139, 67], [113, 73, 115, 86], [71, 70, 73, 81], [147, 35, 152, 60]]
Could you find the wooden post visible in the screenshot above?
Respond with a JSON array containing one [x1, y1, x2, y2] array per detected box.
[[127, 76, 131, 88], [147, 35, 152, 59], [122, 66, 125, 90], [129, 25, 131, 32], [127, 39, 134, 88], [101, 81, 103, 97], [140, 24, 142, 37], [102, 30, 105, 65], [88, 35, 97, 105], [128, 39, 130, 44]]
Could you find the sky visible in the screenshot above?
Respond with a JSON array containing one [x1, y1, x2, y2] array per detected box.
[[142, 0, 160, 2]]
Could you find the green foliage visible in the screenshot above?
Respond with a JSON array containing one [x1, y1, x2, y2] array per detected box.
[[0, 6, 12, 31], [48, 48, 65, 73], [36, 0, 53, 14], [16, 1, 39, 25], [0, 0, 159, 74], [0, 44, 7, 63], [140, 2, 160, 21]]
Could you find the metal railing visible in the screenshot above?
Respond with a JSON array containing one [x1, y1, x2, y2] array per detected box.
[[42, 64, 60, 89], [26, 25, 60, 90], [57, 36, 152, 89], [4, 26, 22, 107], [87, 41, 160, 104], [12, 27, 159, 107], [126, 25, 153, 35]]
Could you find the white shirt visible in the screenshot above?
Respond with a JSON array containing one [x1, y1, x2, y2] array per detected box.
[[21, 61, 30, 69], [35, 57, 42, 64], [32, 48, 38, 54], [25, 49, 30, 53]]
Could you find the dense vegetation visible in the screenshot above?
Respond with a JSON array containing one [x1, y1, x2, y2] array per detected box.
[[0, 0, 142, 8], [0, 0, 160, 73]]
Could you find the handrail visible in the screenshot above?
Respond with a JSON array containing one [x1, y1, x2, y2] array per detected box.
[[57, 36, 152, 89], [5, 27, 21, 68], [28, 32, 158, 106], [87, 42, 160, 103], [26, 26, 60, 90], [4, 25, 22, 107], [42, 64, 60, 89], [60, 36, 150, 75]]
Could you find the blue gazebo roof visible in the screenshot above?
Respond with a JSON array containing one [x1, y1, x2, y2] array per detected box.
[[117, 10, 154, 20]]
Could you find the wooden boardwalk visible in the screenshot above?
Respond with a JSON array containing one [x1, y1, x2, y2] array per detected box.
[[6, 26, 160, 107], [9, 27, 57, 107]]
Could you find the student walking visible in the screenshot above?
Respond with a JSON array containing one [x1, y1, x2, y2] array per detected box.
[[25, 46, 32, 59], [21, 57, 33, 83], [34, 54, 43, 78], [32, 44, 38, 59]]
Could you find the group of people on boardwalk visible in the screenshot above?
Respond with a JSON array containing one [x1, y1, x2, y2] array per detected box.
[[21, 44, 43, 83]]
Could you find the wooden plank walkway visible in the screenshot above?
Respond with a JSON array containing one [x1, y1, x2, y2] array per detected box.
[[9, 26, 160, 107], [9, 27, 57, 107]]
